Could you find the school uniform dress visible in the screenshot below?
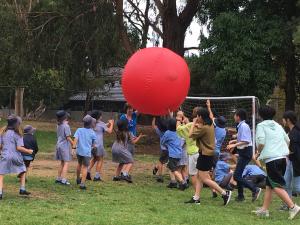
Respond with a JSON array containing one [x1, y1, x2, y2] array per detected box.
[[0, 130, 26, 174], [120, 113, 137, 155], [93, 121, 109, 157], [111, 134, 134, 164], [55, 122, 72, 162]]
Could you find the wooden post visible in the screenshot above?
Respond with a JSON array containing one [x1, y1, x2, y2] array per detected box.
[[15, 87, 24, 117]]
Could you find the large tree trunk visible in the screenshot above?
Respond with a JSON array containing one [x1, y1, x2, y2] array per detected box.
[[285, 44, 297, 110], [15, 87, 24, 117]]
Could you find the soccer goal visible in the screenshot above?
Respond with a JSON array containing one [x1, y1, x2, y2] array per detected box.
[[181, 96, 260, 153]]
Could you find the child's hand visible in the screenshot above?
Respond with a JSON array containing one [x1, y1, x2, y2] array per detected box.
[[28, 149, 34, 155], [139, 133, 147, 138], [226, 144, 236, 151], [183, 117, 189, 124], [206, 99, 211, 108], [108, 119, 114, 124]]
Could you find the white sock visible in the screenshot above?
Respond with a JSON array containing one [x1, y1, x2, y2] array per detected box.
[[193, 195, 199, 200]]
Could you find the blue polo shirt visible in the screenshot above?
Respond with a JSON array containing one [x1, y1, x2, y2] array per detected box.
[[120, 112, 137, 136], [214, 120, 226, 155], [214, 160, 230, 183], [237, 120, 252, 146], [242, 165, 266, 177], [161, 130, 182, 159], [155, 128, 167, 151], [74, 128, 97, 157]]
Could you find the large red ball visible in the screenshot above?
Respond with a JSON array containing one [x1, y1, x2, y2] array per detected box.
[[122, 47, 190, 115]]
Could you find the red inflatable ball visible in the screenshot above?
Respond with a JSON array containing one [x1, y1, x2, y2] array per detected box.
[[121, 47, 190, 116]]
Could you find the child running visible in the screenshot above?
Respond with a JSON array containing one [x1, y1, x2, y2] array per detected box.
[[152, 117, 169, 183], [73, 115, 97, 190], [226, 109, 261, 202], [22, 125, 39, 182], [112, 119, 144, 183], [87, 110, 114, 181], [187, 108, 231, 205], [0, 115, 33, 200], [55, 110, 74, 185], [176, 109, 200, 203], [161, 118, 188, 190], [252, 106, 300, 219]]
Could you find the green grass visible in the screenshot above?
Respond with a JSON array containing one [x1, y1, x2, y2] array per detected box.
[[1, 174, 299, 225]]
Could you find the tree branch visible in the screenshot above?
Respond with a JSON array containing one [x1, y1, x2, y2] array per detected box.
[[179, 0, 201, 30]]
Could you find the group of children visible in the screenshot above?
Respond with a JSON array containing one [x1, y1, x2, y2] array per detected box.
[[0, 101, 300, 220]]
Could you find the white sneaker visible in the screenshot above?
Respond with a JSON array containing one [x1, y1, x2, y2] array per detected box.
[[289, 204, 300, 220], [251, 208, 270, 218]]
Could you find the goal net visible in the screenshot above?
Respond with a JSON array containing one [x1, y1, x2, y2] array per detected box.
[[181, 96, 260, 153]]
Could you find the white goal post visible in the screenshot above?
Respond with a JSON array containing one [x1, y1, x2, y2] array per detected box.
[[182, 96, 260, 153]]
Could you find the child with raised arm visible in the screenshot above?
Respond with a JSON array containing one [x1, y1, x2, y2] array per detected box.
[[252, 106, 300, 219], [226, 109, 261, 202], [187, 108, 232, 206], [87, 110, 114, 181], [0, 115, 33, 200], [112, 119, 144, 183], [161, 118, 188, 191], [152, 117, 169, 183], [73, 115, 97, 190], [55, 110, 74, 185]]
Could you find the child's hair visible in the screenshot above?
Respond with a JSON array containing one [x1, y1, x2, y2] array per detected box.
[[56, 110, 69, 124], [156, 117, 168, 133], [197, 108, 212, 126], [1, 115, 23, 136], [192, 106, 201, 119], [124, 103, 133, 113], [167, 118, 177, 132], [90, 110, 102, 120], [283, 110, 300, 130], [258, 106, 276, 120], [235, 109, 247, 121], [116, 119, 129, 143]]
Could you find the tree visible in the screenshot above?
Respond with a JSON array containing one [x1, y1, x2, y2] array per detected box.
[[196, 0, 300, 106], [115, 0, 201, 56]]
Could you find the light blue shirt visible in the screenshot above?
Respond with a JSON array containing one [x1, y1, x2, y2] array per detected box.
[[214, 125, 226, 155], [74, 128, 96, 157], [242, 165, 266, 177], [161, 130, 182, 159], [237, 120, 252, 146], [214, 160, 230, 183], [155, 128, 167, 151]]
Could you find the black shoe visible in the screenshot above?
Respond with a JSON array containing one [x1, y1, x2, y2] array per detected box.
[[79, 185, 87, 190], [186, 178, 190, 185], [252, 188, 262, 202], [113, 176, 121, 181], [86, 172, 92, 181], [19, 190, 31, 196], [0, 194, 2, 200], [152, 167, 158, 175], [76, 178, 81, 185], [185, 198, 200, 204], [167, 182, 178, 189], [156, 177, 164, 183], [179, 183, 188, 191], [235, 196, 245, 202], [222, 190, 232, 206], [93, 177, 102, 182], [55, 179, 62, 184], [121, 174, 133, 183], [212, 192, 218, 198]]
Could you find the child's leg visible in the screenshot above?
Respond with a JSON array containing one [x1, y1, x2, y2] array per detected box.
[[61, 161, 69, 180], [57, 161, 63, 180], [273, 187, 295, 208], [115, 164, 123, 176], [122, 163, 133, 173], [261, 186, 273, 210], [194, 175, 202, 199], [198, 171, 225, 195], [0, 175, 4, 194], [19, 172, 26, 190], [95, 156, 104, 176], [76, 163, 82, 180], [174, 170, 184, 183], [157, 161, 163, 176], [88, 157, 96, 173], [81, 165, 88, 185], [169, 171, 176, 183]]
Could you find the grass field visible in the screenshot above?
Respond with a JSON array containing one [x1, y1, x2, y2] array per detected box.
[[0, 120, 299, 225]]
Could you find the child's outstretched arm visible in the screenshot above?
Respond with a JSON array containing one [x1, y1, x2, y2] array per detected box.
[[17, 146, 33, 155], [131, 133, 146, 144], [152, 117, 157, 129], [106, 120, 114, 134], [206, 99, 214, 120]]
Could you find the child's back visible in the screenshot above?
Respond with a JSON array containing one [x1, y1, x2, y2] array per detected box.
[[214, 160, 230, 183], [22, 133, 38, 160], [74, 128, 96, 157], [161, 130, 182, 159]]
